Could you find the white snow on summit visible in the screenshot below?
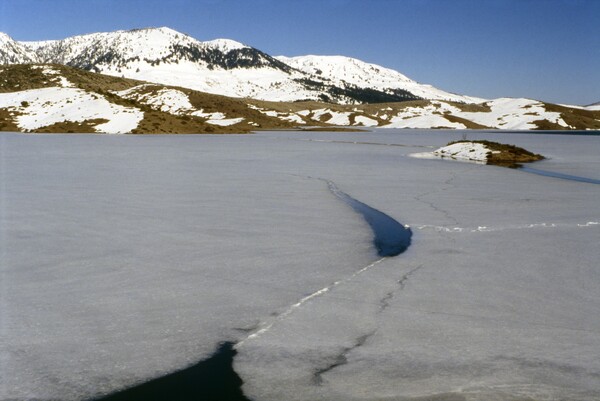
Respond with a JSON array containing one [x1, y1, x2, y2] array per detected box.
[[204, 38, 248, 52]]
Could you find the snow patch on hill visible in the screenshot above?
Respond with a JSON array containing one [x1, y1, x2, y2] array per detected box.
[[114, 85, 239, 122], [115, 85, 194, 115], [31, 65, 74, 88], [0, 87, 143, 133], [206, 117, 245, 126], [460, 98, 570, 130]]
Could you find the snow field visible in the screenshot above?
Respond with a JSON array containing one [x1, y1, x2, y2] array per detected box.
[[459, 98, 570, 130], [115, 85, 239, 123], [383, 99, 572, 130]]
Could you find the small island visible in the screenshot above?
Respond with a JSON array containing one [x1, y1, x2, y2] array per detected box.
[[432, 140, 545, 168]]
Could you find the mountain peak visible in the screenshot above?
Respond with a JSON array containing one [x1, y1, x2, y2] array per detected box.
[[0, 32, 14, 44], [203, 38, 248, 53]]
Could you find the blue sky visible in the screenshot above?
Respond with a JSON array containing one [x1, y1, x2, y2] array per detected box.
[[1, 0, 598, 105]]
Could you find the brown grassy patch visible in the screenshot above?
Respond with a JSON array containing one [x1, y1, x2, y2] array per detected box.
[[132, 109, 240, 134], [0, 108, 20, 131], [0, 64, 52, 92], [442, 114, 490, 129], [33, 119, 109, 134], [532, 119, 567, 131], [543, 103, 600, 130], [445, 101, 492, 113]]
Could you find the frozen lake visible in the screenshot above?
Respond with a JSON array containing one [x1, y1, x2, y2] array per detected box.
[[1, 129, 599, 401]]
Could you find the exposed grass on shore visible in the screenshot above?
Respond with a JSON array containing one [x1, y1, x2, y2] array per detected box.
[[300, 127, 369, 132], [33, 118, 109, 134]]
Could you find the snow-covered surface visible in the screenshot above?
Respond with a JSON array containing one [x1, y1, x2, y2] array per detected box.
[[205, 117, 244, 126], [0, 32, 37, 64], [353, 115, 378, 127], [115, 85, 194, 115], [460, 98, 570, 130], [114, 85, 233, 121], [380, 98, 572, 130], [2, 130, 599, 401], [432, 141, 497, 162], [387, 112, 467, 129], [309, 109, 352, 126], [204, 38, 248, 53], [0, 87, 143, 133], [248, 105, 307, 125]]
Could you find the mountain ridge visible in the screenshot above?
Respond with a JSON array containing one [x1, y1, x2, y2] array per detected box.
[[1, 27, 476, 104]]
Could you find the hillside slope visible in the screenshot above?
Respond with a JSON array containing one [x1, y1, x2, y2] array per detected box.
[[0, 64, 295, 134], [1, 64, 599, 134]]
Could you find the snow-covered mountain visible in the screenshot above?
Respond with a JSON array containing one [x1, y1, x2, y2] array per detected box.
[[2, 27, 471, 104], [276, 55, 483, 103], [0, 33, 37, 64]]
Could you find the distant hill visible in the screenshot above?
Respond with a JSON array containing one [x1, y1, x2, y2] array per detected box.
[[585, 101, 600, 111]]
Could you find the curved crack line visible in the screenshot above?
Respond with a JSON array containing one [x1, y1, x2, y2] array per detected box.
[[235, 257, 386, 348], [312, 331, 377, 386], [412, 167, 470, 228], [379, 264, 424, 312]]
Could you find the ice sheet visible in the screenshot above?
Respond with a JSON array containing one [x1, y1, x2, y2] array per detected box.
[[1, 129, 599, 401]]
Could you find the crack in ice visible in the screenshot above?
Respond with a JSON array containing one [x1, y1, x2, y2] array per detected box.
[[412, 168, 466, 227], [235, 258, 385, 348], [379, 264, 424, 312], [312, 331, 376, 385], [415, 221, 599, 233]]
